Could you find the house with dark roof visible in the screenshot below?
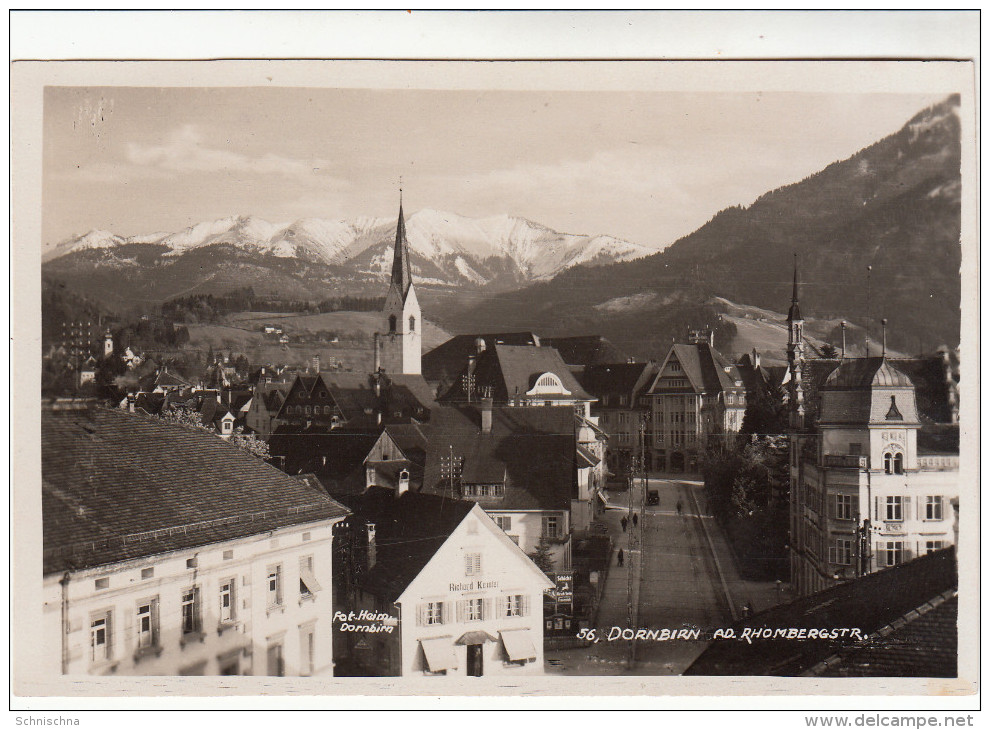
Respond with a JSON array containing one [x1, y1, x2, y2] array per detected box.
[[437, 342, 596, 416], [42, 403, 349, 677], [332, 487, 552, 677], [684, 547, 957, 677], [579, 361, 659, 474], [646, 340, 747, 473], [421, 332, 541, 390], [788, 356, 959, 596], [540, 335, 630, 369], [363, 421, 430, 492], [417, 403, 604, 573]]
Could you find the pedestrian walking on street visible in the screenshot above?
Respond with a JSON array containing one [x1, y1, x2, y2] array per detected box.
[[621, 516, 628, 532], [617, 548, 625, 567], [676, 500, 683, 516], [632, 512, 638, 528]]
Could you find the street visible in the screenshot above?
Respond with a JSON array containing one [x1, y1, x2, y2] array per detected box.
[[546, 475, 784, 675]]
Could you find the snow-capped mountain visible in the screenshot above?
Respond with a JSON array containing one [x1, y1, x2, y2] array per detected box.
[[42, 210, 654, 308]]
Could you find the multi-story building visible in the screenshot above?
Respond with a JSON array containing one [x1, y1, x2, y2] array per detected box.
[[788, 356, 959, 595], [333, 488, 553, 677], [646, 336, 747, 473], [579, 362, 659, 474], [42, 403, 349, 676], [784, 264, 960, 595]]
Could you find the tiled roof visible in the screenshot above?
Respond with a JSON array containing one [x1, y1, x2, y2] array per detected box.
[[824, 357, 914, 388], [421, 332, 540, 384], [267, 426, 379, 496], [540, 336, 630, 367], [42, 405, 349, 575], [815, 596, 957, 678], [338, 487, 475, 602], [381, 422, 430, 465], [684, 548, 957, 676], [154, 369, 192, 388], [421, 405, 576, 510], [650, 343, 743, 395], [818, 359, 921, 426]]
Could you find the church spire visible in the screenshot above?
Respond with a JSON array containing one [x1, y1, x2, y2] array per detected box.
[[390, 187, 413, 299], [787, 253, 802, 322]]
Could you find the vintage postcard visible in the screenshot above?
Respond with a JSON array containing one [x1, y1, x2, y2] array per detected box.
[[9, 12, 980, 713]]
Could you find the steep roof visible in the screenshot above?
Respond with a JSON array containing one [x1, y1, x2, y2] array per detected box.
[[390, 200, 414, 300], [154, 369, 192, 388], [381, 422, 430, 465], [823, 357, 914, 388], [684, 548, 957, 676], [421, 405, 577, 510], [267, 426, 379, 496], [540, 335, 630, 367], [818, 358, 920, 426], [649, 343, 743, 395], [42, 405, 349, 575], [338, 487, 476, 602], [421, 332, 540, 384]]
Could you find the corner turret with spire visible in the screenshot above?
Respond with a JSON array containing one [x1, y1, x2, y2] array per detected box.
[[378, 187, 422, 375]]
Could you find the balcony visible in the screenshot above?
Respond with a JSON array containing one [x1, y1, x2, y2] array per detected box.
[[823, 454, 868, 469]]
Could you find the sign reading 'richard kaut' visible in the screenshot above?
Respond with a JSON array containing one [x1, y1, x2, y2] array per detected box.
[[449, 580, 498, 592]]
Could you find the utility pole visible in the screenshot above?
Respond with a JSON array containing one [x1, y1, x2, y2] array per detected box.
[[628, 413, 649, 669]]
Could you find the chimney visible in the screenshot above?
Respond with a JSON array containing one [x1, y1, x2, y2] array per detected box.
[[840, 320, 847, 359], [881, 318, 888, 358], [751, 348, 760, 369], [481, 397, 493, 434], [475, 337, 486, 354], [397, 469, 410, 495], [365, 522, 377, 571], [373, 332, 381, 373], [127, 393, 136, 413]]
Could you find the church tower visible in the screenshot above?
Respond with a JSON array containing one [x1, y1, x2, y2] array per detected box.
[[786, 255, 805, 429], [377, 191, 421, 375]]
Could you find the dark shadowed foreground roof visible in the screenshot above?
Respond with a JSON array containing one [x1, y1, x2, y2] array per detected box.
[[338, 487, 475, 602], [42, 405, 349, 574], [541, 336, 630, 367], [579, 362, 658, 400], [684, 548, 957, 677], [421, 332, 540, 384]]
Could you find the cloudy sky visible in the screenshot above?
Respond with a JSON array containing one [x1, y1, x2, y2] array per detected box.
[[43, 87, 944, 251]]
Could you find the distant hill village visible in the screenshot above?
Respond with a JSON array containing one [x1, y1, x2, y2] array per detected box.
[[41, 193, 961, 679]]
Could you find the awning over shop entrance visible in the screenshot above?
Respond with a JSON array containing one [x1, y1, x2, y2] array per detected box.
[[499, 628, 537, 662], [455, 631, 497, 645], [420, 636, 457, 673]]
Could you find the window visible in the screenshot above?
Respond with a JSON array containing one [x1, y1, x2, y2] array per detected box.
[[90, 612, 112, 663], [925, 496, 944, 521], [181, 587, 201, 636], [880, 541, 905, 568], [829, 539, 852, 565], [267, 639, 285, 677], [925, 540, 945, 555], [494, 515, 512, 532], [669, 361, 681, 372], [141, 567, 154, 580], [299, 555, 321, 598], [462, 483, 505, 499], [136, 599, 159, 650], [300, 624, 316, 677], [466, 598, 484, 622], [186, 557, 198, 569], [267, 564, 283, 608], [223, 550, 234, 561], [215, 579, 235, 623], [884, 496, 903, 521], [465, 553, 482, 577], [893, 453, 904, 474], [505, 595, 526, 617], [543, 515, 560, 538], [304, 405, 312, 415], [388, 315, 397, 333], [94, 577, 109, 591], [427, 601, 445, 625], [409, 315, 416, 332], [835, 494, 855, 521]]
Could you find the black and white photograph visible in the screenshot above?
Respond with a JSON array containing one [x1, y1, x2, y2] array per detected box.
[[10, 10, 979, 717]]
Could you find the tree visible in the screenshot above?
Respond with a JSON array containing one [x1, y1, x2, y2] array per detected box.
[[819, 343, 839, 358], [527, 538, 556, 575], [156, 405, 208, 430], [228, 427, 271, 460]]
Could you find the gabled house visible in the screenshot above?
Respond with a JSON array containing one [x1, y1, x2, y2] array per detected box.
[[646, 340, 747, 473], [437, 342, 595, 416], [421, 332, 541, 391], [419, 403, 601, 572], [152, 368, 194, 395], [333, 488, 552, 677], [364, 421, 430, 492]]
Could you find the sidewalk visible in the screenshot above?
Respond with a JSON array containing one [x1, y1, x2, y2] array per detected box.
[[544, 490, 640, 674], [683, 482, 794, 616]]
